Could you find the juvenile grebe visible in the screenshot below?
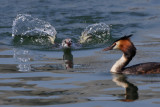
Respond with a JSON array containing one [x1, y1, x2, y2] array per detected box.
[[103, 35, 160, 74], [62, 38, 73, 69]]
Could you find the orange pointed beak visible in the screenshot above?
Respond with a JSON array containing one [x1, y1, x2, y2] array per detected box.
[[103, 43, 116, 51]]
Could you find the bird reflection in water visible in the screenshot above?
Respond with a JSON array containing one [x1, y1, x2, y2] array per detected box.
[[62, 38, 73, 69], [13, 48, 31, 72], [63, 48, 73, 69], [112, 74, 138, 102]]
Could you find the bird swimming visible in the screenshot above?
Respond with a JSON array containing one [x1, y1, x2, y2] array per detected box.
[[62, 38, 72, 48], [103, 34, 160, 74], [61, 38, 73, 69]]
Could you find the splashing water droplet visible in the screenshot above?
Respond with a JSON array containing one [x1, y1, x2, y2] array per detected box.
[[13, 48, 31, 72], [12, 14, 57, 46], [12, 14, 57, 37], [80, 23, 111, 44]]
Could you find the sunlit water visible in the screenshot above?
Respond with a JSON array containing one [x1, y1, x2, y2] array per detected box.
[[0, 0, 160, 107]]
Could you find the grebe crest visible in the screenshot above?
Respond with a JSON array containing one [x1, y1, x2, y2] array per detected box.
[[103, 35, 160, 74]]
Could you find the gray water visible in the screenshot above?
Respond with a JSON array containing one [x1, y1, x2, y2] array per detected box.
[[0, 0, 160, 107]]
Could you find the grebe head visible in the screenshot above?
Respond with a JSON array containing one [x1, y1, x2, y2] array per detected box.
[[103, 35, 136, 73], [103, 34, 135, 53], [62, 38, 72, 48], [102, 34, 160, 74]]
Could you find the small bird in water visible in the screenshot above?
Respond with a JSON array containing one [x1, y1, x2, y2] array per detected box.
[[103, 34, 160, 74], [62, 38, 73, 69]]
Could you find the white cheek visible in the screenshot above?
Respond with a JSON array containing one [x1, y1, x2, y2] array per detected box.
[[62, 44, 68, 47], [113, 41, 120, 49]]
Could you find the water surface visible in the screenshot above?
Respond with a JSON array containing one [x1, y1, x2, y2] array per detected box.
[[0, 0, 160, 107]]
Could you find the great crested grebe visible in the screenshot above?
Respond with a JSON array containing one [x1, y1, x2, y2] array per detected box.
[[103, 35, 160, 74], [62, 38, 73, 69]]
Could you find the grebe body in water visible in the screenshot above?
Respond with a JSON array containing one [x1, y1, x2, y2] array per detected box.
[[103, 35, 160, 74]]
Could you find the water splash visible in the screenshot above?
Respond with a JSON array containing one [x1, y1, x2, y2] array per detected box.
[[80, 23, 111, 44], [13, 48, 31, 72], [11, 15, 112, 50], [12, 14, 57, 45]]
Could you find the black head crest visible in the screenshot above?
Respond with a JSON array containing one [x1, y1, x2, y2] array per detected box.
[[115, 34, 133, 42]]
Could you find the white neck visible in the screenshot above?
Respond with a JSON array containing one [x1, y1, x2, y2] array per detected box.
[[111, 54, 128, 73]]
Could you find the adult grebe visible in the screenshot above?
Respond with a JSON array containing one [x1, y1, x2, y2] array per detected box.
[[103, 35, 160, 74]]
